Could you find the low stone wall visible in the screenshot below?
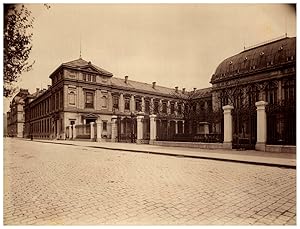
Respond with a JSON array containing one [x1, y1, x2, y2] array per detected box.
[[153, 141, 224, 149], [266, 145, 296, 154]]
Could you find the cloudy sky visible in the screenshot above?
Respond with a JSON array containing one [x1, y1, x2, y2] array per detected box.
[[4, 3, 296, 112]]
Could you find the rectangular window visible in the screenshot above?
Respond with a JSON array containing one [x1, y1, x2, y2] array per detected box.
[[178, 104, 182, 114], [87, 74, 91, 81], [103, 121, 107, 131], [113, 96, 119, 109], [136, 99, 142, 112], [145, 100, 150, 113], [83, 74, 86, 81], [92, 75, 96, 82], [85, 92, 94, 108], [125, 98, 130, 110], [162, 102, 167, 113], [154, 101, 159, 113], [170, 103, 175, 114]]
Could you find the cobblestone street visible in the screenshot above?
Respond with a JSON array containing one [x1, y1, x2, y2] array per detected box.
[[4, 138, 296, 225]]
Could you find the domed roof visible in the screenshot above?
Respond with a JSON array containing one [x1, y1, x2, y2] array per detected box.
[[211, 36, 296, 84]]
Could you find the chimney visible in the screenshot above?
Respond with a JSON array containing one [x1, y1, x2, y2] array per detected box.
[[175, 86, 178, 93], [182, 88, 185, 94], [36, 88, 40, 93], [193, 87, 197, 92], [125, 75, 128, 84], [152, 82, 156, 89], [88, 61, 91, 65], [47, 85, 51, 89]]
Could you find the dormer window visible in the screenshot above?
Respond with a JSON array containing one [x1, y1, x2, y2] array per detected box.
[[244, 56, 248, 61], [260, 52, 264, 56], [279, 46, 283, 51], [229, 61, 233, 65]]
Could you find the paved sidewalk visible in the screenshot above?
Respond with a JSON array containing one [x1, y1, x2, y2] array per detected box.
[[31, 139, 296, 168]]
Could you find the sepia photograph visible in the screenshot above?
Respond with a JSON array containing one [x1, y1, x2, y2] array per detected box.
[[3, 1, 296, 226]]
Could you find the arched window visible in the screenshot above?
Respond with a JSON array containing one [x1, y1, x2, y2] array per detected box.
[[102, 96, 108, 108], [69, 92, 75, 105], [283, 79, 295, 102], [265, 81, 278, 105]]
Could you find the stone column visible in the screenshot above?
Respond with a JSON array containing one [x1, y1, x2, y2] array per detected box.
[[182, 120, 185, 134], [83, 119, 86, 134], [255, 101, 268, 151], [149, 114, 157, 144], [72, 124, 76, 139], [159, 100, 163, 113], [174, 102, 178, 116], [223, 105, 234, 149], [150, 98, 154, 114], [90, 122, 95, 140], [167, 101, 171, 114], [96, 120, 102, 142], [175, 120, 178, 134], [111, 115, 118, 142], [204, 122, 209, 135], [119, 93, 124, 113], [130, 95, 135, 112], [141, 97, 145, 113], [68, 125, 72, 139], [136, 115, 144, 144]]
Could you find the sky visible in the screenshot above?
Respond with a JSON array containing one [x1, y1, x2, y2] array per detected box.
[[3, 3, 296, 112]]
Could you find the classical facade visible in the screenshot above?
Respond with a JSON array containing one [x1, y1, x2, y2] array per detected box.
[[22, 58, 200, 142], [8, 35, 295, 152], [6, 89, 29, 137], [210, 36, 296, 150]]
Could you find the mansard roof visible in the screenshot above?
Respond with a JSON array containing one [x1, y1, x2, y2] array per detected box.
[[211, 36, 296, 84], [111, 77, 186, 98], [191, 87, 212, 99]]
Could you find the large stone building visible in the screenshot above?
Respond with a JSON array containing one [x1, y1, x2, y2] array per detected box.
[[210, 36, 296, 150], [8, 36, 296, 152], [6, 89, 30, 137], [22, 58, 211, 142]]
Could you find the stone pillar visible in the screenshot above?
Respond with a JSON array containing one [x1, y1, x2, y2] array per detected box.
[[255, 101, 268, 151], [182, 120, 185, 134], [72, 124, 76, 139], [68, 125, 72, 139], [175, 120, 178, 134], [150, 98, 154, 114], [141, 97, 145, 113], [90, 122, 95, 140], [119, 93, 124, 113], [149, 114, 157, 144], [130, 95, 135, 112], [204, 122, 209, 135], [96, 120, 102, 142], [223, 105, 234, 149], [159, 99, 163, 113], [83, 119, 86, 134], [174, 102, 178, 116], [167, 101, 171, 114], [57, 120, 60, 139], [136, 115, 144, 144], [278, 80, 282, 101], [111, 115, 118, 142]]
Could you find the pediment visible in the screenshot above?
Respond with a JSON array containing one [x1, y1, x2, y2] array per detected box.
[[80, 65, 99, 74]]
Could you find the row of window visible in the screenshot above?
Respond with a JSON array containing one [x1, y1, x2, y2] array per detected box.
[[27, 90, 63, 120], [220, 55, 295, 77], [83, 73, 96, 82], [220, 80, 295, 107], [30, 118, 51, 134]]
